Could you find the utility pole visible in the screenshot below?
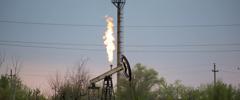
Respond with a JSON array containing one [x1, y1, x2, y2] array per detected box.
[[10, 69, 13, 100], [112, 0, 126, 90], [212, 63, 218, 86], [212, 63, 219, 100], [9, 69, 16, 100]]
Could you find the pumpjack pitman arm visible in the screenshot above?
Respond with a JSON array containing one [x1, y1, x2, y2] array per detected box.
[[90, 55, 132, 84]]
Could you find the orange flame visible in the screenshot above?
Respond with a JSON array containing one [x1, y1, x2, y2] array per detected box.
[[103, 16, 115, 64]]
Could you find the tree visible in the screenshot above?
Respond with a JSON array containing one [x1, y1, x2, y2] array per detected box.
[[0, 52, 5, 69], [0, 75, 11, 99], [49, 59, 90, 100], [0, 52, 6, 75], [194, 80, 240, 100], [49, 71, 62, 100], [0, 75, 46, 100], [116, 63, 164, 100], [0, 54, 46, 100], [115, 63, 240, 100]]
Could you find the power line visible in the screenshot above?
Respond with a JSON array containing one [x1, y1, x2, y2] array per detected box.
[[221, 70, 239, 73], [1, 20, 240, 28], [1, 40, 240, 48], [0, 20, 103, 27], [1, 43, 240, 53], [126, 43, 240, 47], [138, 48, 240, 53], [0, 43, 104, 51], [126, 24, 240, 28], [0, 40, 103, 47]]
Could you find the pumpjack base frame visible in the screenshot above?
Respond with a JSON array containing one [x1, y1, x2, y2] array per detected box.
[[101, 76, 115, 100], [88, 75, 115, 100]]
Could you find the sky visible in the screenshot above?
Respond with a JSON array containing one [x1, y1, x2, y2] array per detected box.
[[0, 0, 240, 94]]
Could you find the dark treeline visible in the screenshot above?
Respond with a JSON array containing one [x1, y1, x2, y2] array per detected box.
[[1, 59, 240, 100], [0, 75, 46, 100], [116, 63, 240, 100]]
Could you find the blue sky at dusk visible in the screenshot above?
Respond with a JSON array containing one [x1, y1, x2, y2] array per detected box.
[[1, 0, 240, 93]]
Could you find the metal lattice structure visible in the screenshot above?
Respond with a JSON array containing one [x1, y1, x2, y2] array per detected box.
[[101, 76, 114, 100], [112, 0, 126, 9]]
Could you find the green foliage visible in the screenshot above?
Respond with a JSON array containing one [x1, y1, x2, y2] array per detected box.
[[192, 81, 240, 100], [116, 63, 240, 100], [56, 83, 88, 100], [0, 75, 46, 100], [116, 63, 163, 100], [0, 75, 11, 99], [1, 62, 239, 100]]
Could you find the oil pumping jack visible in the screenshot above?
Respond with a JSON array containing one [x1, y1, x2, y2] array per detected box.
[[88, 55, 132, 100]]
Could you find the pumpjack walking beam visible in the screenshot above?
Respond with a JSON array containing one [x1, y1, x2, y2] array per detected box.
[[88, 55, 131, 100], [89, 55, 131, 85]]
